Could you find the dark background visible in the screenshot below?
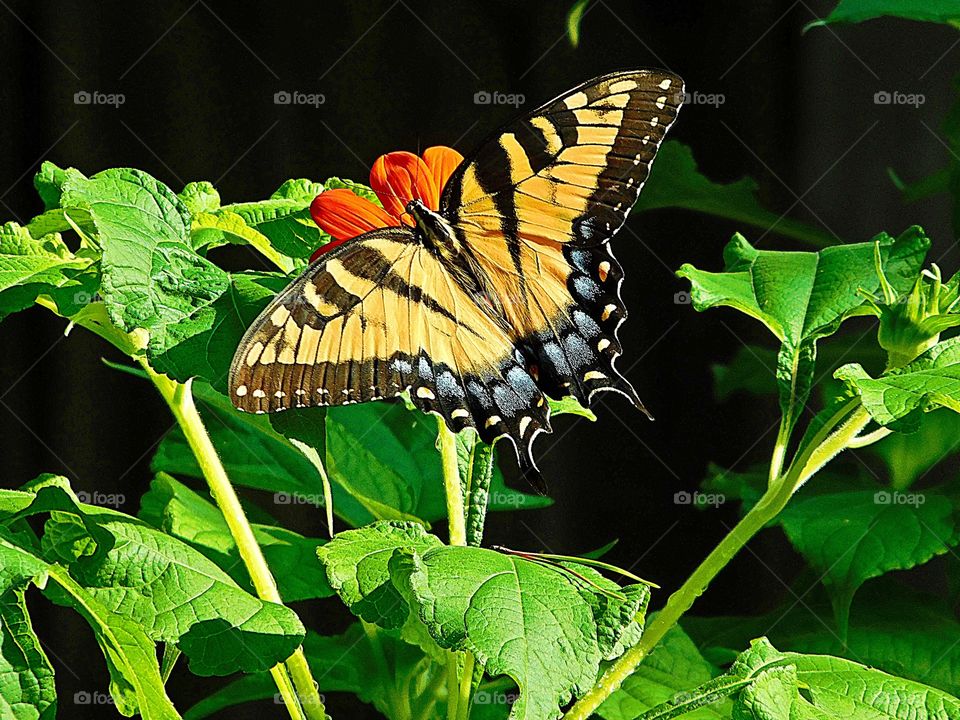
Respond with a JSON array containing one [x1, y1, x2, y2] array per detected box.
[[0, 1, 957, 717]]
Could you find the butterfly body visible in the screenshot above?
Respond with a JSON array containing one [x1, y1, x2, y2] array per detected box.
[[230, 69, 685, 484]]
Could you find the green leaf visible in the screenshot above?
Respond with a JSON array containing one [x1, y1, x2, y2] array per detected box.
[[317, 520, 442, 629], [0, 221, 91, 321], [0, 530, 181, 719], [548, 395, 597, 421], [271, 178, 324, 202], [183, 625, 444, 720], [61, 168, 230, 355], [599, 624, 727, 720], [321, 176, 380, 206], [837, 336, 960, 429], [391, 544, 649, 720], [33, 162, 83, 211], [139, 473, 331, 602], [0, 588, 56, 720], [148, 271, 287, 389], [678, 228, 929, 434], [12, 479, 305, 676], [637, 142, 836, 248], [685, 583, 960, 698], [225, 198, 322, 260], [178, 181, 221, 215], [868, 409, 960, 489], [778, 479, 960, 632], [808, 0, 960, 27]]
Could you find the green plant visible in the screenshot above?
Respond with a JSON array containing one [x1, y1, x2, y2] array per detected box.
[[4, 2, 960, 720]]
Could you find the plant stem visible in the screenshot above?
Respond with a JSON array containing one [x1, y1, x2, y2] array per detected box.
[[437, 418, 476, 720], [768, 418, 790, 486], [561, 402, 873, 719], [145, 365, 327, 720], [437, 418, 467, 546]]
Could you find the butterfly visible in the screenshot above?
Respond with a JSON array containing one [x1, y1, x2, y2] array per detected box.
[[229, 69, 685, 488]]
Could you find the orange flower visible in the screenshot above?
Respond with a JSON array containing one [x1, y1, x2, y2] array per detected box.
[[309, 146, 464, 261]]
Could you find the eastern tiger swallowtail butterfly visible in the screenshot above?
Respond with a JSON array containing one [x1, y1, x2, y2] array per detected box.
[[229, 69, 685, 487]]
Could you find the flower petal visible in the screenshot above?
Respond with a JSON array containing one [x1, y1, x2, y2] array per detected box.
[[309, 189, 398, 261], [310, 188, 398, 241], [423, 146, 464, 196], [370, 151, 439, 219]]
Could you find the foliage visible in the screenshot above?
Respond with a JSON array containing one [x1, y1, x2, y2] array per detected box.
[[3, 6, 960, 719]]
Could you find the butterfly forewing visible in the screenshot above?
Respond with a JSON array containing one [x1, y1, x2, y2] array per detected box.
[[438, 69, 683, 413]]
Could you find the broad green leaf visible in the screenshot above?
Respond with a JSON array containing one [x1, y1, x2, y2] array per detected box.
[[778, 480, 960, 632], [868, 409, 960, 489], [317, 521, 442, 629], [685, 584, 960, 697], [60, 168, 230, 356], [391, 544, 650, 720], [13, 479, 305, 676], [183, 625, 444, 720], [785, 650, 960, 719], [271, 178, 324, 202], [32, 161, 83, 211], [225, 198, 322, 260], [0, 589, 56, 720], [678, 228, 929, 434], [189, 211, 294, 272], [138, 473, 331, 602], [636, 142, 836, 248], [322, 176, 380, 206], [837, 336, 960, 429], [600, 624, 727, 720], [0, 532, 180, 719], [148, 271, 287, 389], [0, 221, 90, 321], [178, 181, 220, 215], [808, 0, 960, 27], [0, 534, 56, 720]]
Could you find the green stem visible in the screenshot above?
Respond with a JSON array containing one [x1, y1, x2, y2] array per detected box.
[[437, 418, 476, 720], [456, 652, 476, 720], [768, 417, 790, 486], [561, 402, 873, 720], [437, 418, 467, 547], [146, 366, 327, 720]]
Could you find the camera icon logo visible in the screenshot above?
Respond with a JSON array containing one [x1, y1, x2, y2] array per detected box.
[[673, 490, 692, 505], [874, 91, 892, 105], [74, 91, 92, 105], [74, 691, 92, 705], [474, 90, 492, 105], [274, 492, 291, 505], [874, 490, 891, 505], [274, 90, 292, 105], [674, 291, 691, 305]]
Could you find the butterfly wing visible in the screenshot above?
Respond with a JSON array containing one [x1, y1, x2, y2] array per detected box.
[[228, 225, 551, 478], [440, 69, 684, 408]]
